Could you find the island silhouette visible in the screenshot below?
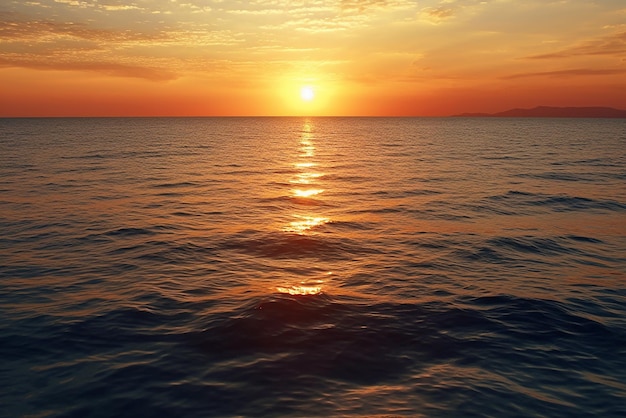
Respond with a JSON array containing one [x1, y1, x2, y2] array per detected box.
[[453, 106, 626, 118]]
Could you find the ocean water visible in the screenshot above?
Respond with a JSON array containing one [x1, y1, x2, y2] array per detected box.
[[0, 117, 625, 417]]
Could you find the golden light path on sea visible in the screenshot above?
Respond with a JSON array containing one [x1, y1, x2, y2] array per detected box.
[[276, 119, 331, 297]]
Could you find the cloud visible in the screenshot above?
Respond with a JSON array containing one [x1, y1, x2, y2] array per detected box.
[[52, 0, 91, 7], [0, 56, 177, 81], [527, 31, 626, 59], [263, 15, 367, 33], [339, 0, 393, 12], [227, 8, 284, 16], [0, 13, 164, 42], [223, 0, 414, 33], [0, 12, 177, 81], [419, 7, 455, 24], [335, 0, 417, 16], [502, 68, 626, 80], [101, 5, 141, 12]]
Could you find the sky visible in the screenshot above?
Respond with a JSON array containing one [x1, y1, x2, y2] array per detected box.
[[1, 0, 625, 116]]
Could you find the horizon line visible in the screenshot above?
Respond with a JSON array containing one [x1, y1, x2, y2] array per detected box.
[[3, 106, 626, 119]]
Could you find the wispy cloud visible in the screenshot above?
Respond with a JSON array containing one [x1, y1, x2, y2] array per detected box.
[[339, 0, 412, 12], [502, 68, 626, 80], [419, 7, 455, 24], [49, 0, 207, 14], [0, 11, 177, 80], [0, 56, 177, 81], [527, 31, 626, 59], [0, 13, 165, 42]]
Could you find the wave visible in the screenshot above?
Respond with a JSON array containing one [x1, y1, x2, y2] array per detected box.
[[104, 227, 158, 237], [183, 291, 626, 415], [220, 230, 373, 260], [488, 190, 626, 212]]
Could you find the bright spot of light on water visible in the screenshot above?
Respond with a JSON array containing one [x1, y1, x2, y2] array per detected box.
[[276, 285, 323, 296], [292, 188, 324, 198], [282, 215, 330, 234], [277, 277, 327, 296], [290, 172, 323, 184]]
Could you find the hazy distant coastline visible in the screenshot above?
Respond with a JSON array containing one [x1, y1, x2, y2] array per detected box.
[[453, 106, 626, 118]]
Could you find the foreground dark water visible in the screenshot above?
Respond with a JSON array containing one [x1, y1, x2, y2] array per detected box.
[[1, 117, 625, 417]]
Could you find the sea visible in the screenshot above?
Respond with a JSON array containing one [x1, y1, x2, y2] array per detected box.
[[0, 117, 624, 417]]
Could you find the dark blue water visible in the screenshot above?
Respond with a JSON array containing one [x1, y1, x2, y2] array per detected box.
[[1, 117, 625, 417]]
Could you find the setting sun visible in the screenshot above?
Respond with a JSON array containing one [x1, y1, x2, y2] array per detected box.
[[300, 86, 315, 102]]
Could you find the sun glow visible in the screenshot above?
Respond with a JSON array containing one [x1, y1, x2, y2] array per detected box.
[[300, 86, 315, 102], [277, 79, 338, 115]]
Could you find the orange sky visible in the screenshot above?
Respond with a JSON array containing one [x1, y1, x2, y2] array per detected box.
[[1, 0, 625, 116]]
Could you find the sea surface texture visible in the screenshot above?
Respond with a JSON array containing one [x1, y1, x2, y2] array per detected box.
[[1, 117, 625, 417]]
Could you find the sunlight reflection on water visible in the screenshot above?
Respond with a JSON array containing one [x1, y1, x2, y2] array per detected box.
[[278, 120, 332, 295], [290, 172, 323, 184], [292, 188, 325, 198], [283, 215, 330, 234], [286, 119, 328, 230], [276, 284, 324, 295]]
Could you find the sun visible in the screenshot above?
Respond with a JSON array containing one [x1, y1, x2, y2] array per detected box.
[[300, 86, 315, 102]]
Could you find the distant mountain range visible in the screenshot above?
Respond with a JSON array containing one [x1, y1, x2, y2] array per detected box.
[[453, 106, 626, 118]]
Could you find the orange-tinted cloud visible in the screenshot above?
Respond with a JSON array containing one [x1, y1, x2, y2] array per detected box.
[[0, 57, 176, 81], [527, 31, 626, 59], [0, 13, 163, 42], [502, 68, 626, 80], [419, 7, 455, 24]]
